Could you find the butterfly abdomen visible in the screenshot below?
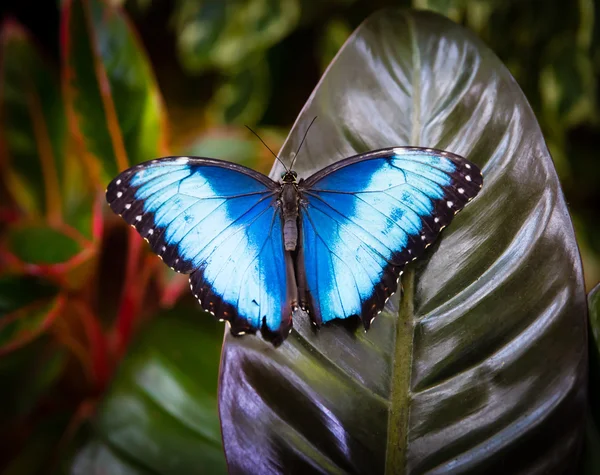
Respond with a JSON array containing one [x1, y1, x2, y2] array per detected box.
[[281, 183, 300, 251]]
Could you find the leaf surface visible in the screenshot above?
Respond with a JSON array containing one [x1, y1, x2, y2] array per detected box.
[[0, 20, 66, 223], [70, 305, 227, 475], [61, 0, 167, 183], [219, 9, 588, 474]]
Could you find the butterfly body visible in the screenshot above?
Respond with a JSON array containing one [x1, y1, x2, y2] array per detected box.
[[106, 147, 483, 346], [279, 173, 301, 251]]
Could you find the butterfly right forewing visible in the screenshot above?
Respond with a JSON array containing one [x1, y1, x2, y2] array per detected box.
[[297, 147, 483, 329]]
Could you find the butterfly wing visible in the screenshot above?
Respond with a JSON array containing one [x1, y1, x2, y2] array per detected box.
[[106, 157, 292, 344], [298, 147, 483, 329]]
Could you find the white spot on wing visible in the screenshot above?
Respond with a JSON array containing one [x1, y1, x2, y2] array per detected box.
[[458, 188, 464, 194], [447, 201, 453, 208], [125, 203, 131, 209], [135, 215, 142, 221], [148, 229, 154, 235], [465, 164, 471, 169], [116, 191, 122, 198], [116, 179, 121, 185], [466, 175, 472, 181]]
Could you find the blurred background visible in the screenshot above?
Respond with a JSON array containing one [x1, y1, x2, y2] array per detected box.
[[0, 0, 598, 473]]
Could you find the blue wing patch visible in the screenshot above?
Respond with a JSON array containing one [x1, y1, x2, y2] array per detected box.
[[299, 147, 483, 328], [106, 157, 292, 343]]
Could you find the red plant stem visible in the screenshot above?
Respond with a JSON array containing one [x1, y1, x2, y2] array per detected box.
[[77, 302, 109, 391], [111, 228, 142, 358]]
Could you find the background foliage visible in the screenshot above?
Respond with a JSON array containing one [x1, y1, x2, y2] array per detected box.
[[0, 0, 597, 473]]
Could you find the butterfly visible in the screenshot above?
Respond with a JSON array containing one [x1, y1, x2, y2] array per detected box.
[[106, 145, 482, 346]]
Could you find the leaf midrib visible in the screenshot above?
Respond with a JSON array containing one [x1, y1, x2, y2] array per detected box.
[[384, 13, 419, 474]]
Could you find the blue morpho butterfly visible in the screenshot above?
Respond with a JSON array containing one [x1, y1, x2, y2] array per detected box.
[[106, 127, 482, 346]]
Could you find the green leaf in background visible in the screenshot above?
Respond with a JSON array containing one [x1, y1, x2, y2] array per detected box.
[[62, 0, 168, 184], [7, 225, 82, 265], [185, 130, 256, 162], [219, 9, 587, 474], [70, 304, 227, 474], [584, 283, 600, 474], [413, 0, 462, 21], [540, 35, 596, 128], [0, 274, 62, 355], [182, 126, 286, 173], [174, 0, 300, 72], [2, 223, 96, 291], [318, 17, 352, 73], [207, 57, 270, 125], [0, 20, 66, 224], [0, 274, 57, 315]]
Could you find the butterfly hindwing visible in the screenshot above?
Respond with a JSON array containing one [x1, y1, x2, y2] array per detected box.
[[106, 157, 292, 343], [299, 147, 483, 329]]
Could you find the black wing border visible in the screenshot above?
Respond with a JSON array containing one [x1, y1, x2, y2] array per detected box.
[[301, 146, 480, 188], [107, 155, 280, 192]]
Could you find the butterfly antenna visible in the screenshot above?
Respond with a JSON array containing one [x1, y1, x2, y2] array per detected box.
[[290, 116, 317, 171], [245, 125, 288, 172]]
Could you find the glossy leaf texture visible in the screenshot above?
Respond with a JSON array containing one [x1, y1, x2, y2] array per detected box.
[[0, 20, 66, 223], [219, 9, 588, 474], [70, 305, 227, 475], [61, 0, 168, 184]]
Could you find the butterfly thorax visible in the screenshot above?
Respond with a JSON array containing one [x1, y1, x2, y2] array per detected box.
[[280, 181, 299, 251]]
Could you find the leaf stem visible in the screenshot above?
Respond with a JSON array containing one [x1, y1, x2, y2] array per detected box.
[[112, 229, 142, 357], [385, 15, 420, 472], [385, 269, 415, 474]]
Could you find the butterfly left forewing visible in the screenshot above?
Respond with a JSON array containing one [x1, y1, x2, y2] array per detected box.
[[106, 157, 293, 345], [298, 147, 483, 329]]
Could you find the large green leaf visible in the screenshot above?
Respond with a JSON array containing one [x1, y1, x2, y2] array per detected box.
[[0, 20, 66, 223], [70, 305, 227, 474], [61, 0, 167, 184], [219, 9, 588, 474]]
